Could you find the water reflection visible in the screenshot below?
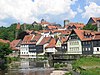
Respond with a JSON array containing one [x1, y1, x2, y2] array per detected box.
[[0, 59, 54, 75]]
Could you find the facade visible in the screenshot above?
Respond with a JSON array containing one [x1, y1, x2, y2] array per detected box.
[[10, 39, 22, 57], [92, 32, 100, 54], [67, 30, 82, 54]]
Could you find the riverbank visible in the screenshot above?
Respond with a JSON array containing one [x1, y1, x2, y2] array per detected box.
[[72, 56, 100, 75]]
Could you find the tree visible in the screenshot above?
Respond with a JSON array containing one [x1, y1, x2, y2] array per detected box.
[[83, 24, 97, 31], [0, 42, 12, 70], [33, 25, 43, 31]]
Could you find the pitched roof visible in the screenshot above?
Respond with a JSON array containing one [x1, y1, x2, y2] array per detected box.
[[73, 29, 95, 41], [22, 34, 35, 44], [91, 17, 100, 22], [46, 38, 56, 48], [31, 35, 41, 42], [0, 39, 10, 43], [10, 39, 21, 48], [59, 36, 68, 44], [65, 22, 85, 29], [10, 39, 21, 50], [93, 32, 100, 40], [47, 25, 57, 30], [38, 37, 51, 45]]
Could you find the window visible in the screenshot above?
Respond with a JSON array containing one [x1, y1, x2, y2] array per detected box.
[[88, 48, 90, 51], [86, 48, 87, 51], [97, 48, 99, 51]]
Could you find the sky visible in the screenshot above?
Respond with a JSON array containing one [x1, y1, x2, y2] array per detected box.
[[0, 0, 100, 27]]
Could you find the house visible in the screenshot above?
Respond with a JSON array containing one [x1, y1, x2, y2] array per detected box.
[[45, 38, 57, 54], [87, 17, 100, 32], [20, 34, 36, 58], [87, 17, 100, 25], [67, 29, 95, 55], [10, 39, 22, 57], [37, 37, 52, 55], [65, 22, 85, 30], [92, 32, 100, 54], [56, 37, 68, 53]]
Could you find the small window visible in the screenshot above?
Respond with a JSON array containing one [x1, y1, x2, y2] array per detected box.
[[88, 48, 90, 51], [97, 48, 99, 51], [86, 48, 87, 51]]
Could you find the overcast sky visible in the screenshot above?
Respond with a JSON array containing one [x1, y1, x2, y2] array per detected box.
[[0, 0, 100, 27]]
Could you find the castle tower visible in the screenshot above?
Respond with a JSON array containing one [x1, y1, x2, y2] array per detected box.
[[64, 20, 70, 27], [16, 23, 21, 39]]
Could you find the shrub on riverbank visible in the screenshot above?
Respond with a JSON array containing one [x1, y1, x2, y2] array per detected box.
[[54, 63, 67, 69]]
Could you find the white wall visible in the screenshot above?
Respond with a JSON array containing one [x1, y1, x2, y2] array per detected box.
[[93, 47, 100, 54], [45, 48, 57, 53], [67, 40, 82, 54], [20, 45, 36, 58]]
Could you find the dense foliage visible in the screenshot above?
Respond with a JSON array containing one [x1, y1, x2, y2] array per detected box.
[[0, 23, 43, 41], [0, 42, 12, 70], [83, 24, 97, 31]]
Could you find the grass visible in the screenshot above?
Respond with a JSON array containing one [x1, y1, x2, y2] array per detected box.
[[81, 68, 100, 75], [72, 56, 100, 69], [72, 56, 100, 75]]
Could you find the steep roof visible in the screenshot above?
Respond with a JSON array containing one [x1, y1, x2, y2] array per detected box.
[[73, 29, 95, 41], [22, 34, 35, 44], [65, 22, 85, 29], [91, 17, 100, 22], [93, 32, 100, 40], [0, 39, 10, 43], [31, 35, 41, 42], [46, 38, 56, 48], [38, 37, 51, 45], [47, 25, 57, 30], [10, 39, 21, 50]]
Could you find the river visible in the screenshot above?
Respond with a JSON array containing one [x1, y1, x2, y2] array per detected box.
[[0, 59, 54, 75]]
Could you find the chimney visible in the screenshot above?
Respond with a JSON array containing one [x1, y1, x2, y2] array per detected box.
[[64, 20, 70, 27], [97, 20, 100, 32]]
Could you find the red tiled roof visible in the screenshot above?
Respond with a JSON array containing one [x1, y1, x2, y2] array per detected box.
[[74, 29, 95, 41], [10, 39, 21, 48], [39, 37, 51, 45], [93, 32, 100, 40], [10, 39, 21, 50], [91, 17, 100, 23], [46, 38, 56, 48], [60, 37, 68, 44], [25, 30, 33, 34], [16, 23, 21, 30], [31, 35, 41, 42], [23, 34, 34, 42], [65, 22, 85, 29], [47, 25, 57, 30], [0, 39, 10, 43], [22, 34, 34, 44]]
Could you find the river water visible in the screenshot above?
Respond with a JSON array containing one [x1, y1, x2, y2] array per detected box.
[[0, 59, 54, 75]]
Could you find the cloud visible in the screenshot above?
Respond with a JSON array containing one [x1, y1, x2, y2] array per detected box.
[[77, 6, 83, 13], [0, 0, 77, 25], [82, 2, 100, 19]]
